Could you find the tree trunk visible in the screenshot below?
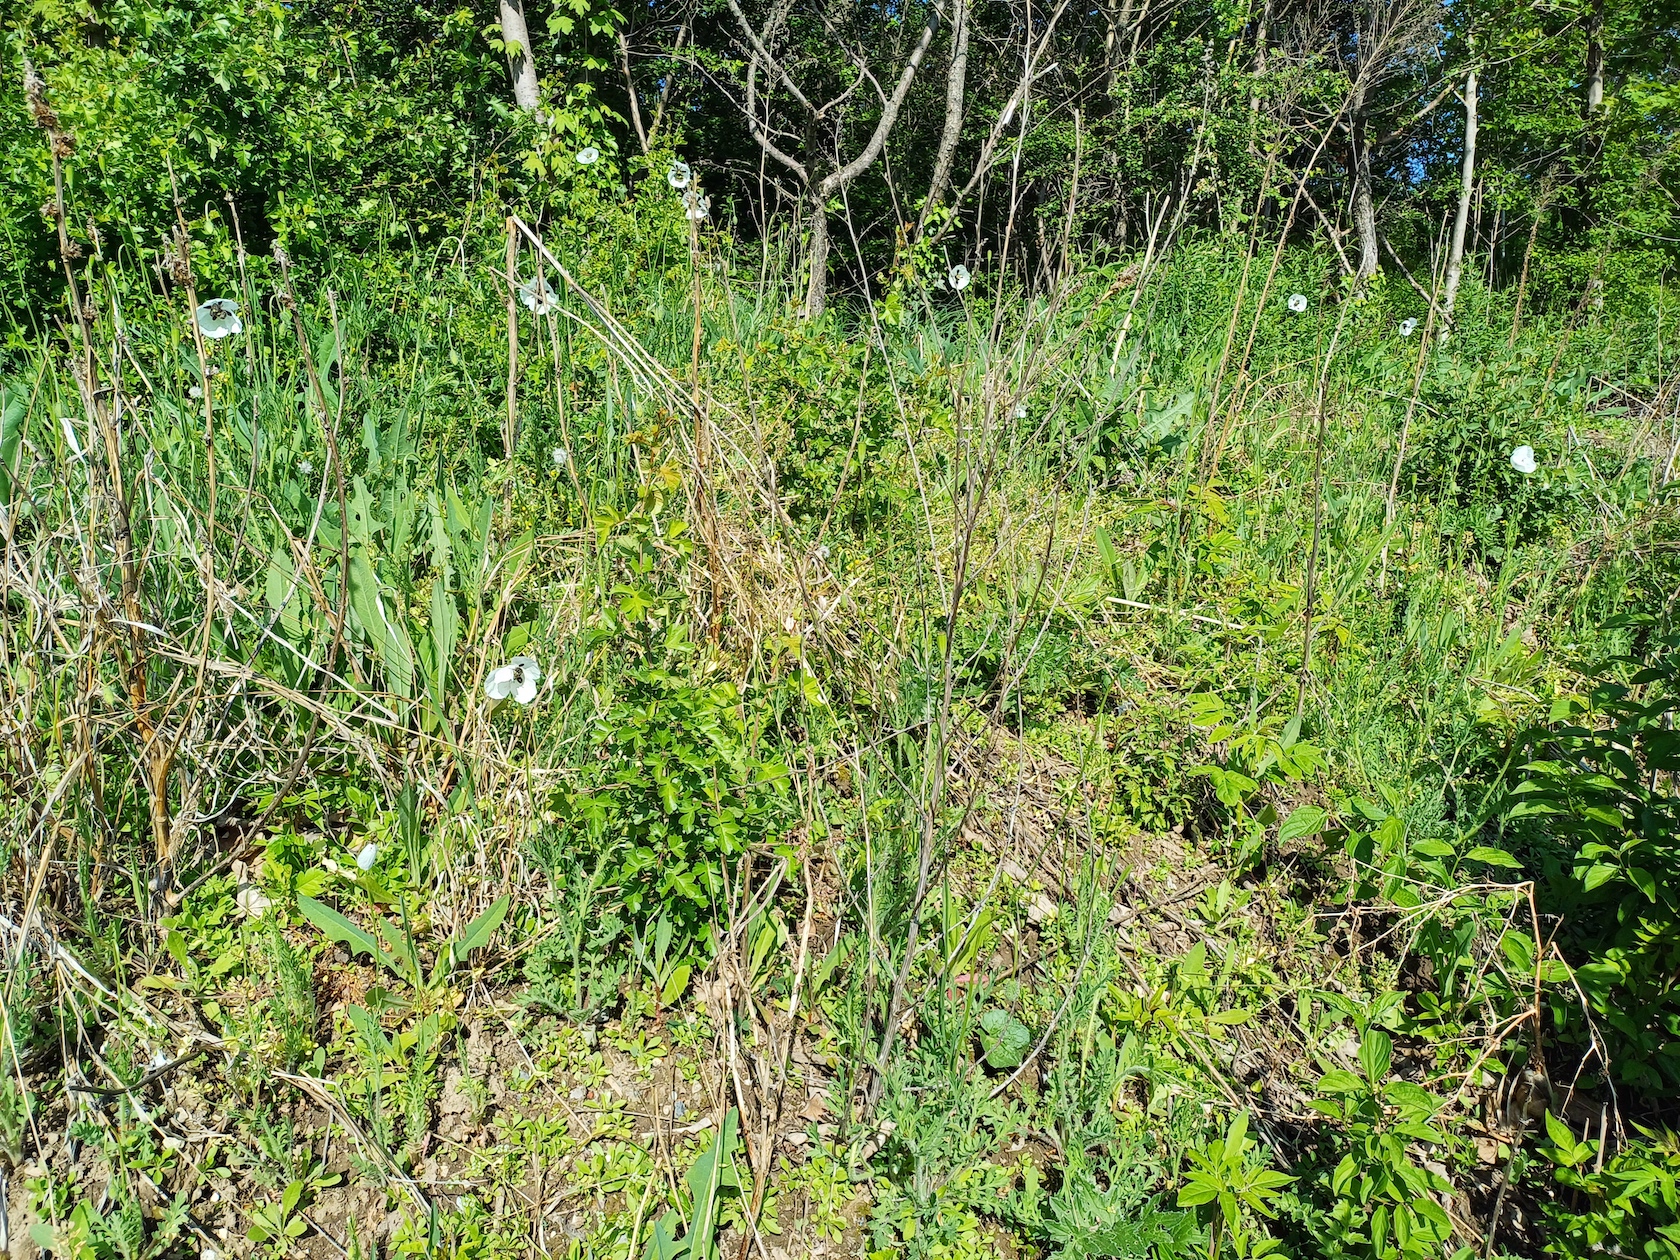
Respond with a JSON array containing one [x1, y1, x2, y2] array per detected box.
[[1585, 0, 1604, 116], [499, 0, 541, 113], [919, 0, 971, 234], [1351, 87, 1379, 284], [1440, 65, 1478, 338], [804, 190, 830, 319], [619, 31, 649, 152], [1248, 0, 1271, 144], [1104, 0, 1136, 96]]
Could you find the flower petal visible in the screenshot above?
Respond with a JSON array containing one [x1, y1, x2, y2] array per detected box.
[[485, 666, 515, 699]]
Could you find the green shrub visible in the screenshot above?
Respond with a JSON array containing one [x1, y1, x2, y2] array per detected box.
[[1506, 615, 1680, 1097], [1539, 1114, 1680, 1259], [557, 634, 792, 940]]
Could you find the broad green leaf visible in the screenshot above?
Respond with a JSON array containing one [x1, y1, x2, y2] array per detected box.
[[644, 1211, 687, 1260], [683, 1107, 741, 1260], [1277, 804, 1328, 844], [662, 963, 692, 1005], [429, 576, 458, 707], [1581, 862, 1620, 891], [1317, 1068, 1363, 1095], [1094, 524, 1119, 572], [977, 1008, 1032, 1069], [298, 895, 395, 972], [1176, 1179, 1217, 1207], [348, 548, 414, 699], [450, 894, 511, 963], [1542, 1110, 1574, 1151], [0, 384, 27, 508], [1358, 1030, 1393, 1084]]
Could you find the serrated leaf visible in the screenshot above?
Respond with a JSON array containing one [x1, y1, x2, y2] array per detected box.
[[1278, 804, 1328, 844]]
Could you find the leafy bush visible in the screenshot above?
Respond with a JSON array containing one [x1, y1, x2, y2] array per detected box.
[[1401, 361, 1617, 556], [558, 637, 792, 938], [1539, 1114, 1680, 1259], [1296, 1030, 1455, 1260], [1506, 615, 1680, 1096]]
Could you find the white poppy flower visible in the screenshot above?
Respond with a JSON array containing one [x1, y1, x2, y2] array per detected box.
[[520, 277, 559, 316], [195, 298, 243, 339], [576, 146, 600, 165], [189, 385, 203, 399], [298, 458, 314, 476], [948, 265, 971, 291], [667, 161, 691, 190], [1012, 402, 1028, 420], [1510, 445, 1537, 475], [1399, 318, 1418, 337], [1287, 293, 1308, 313], [235, 885, 271, 917], [485, 655, 543, 705], [551, 446, 570, 468], [684, 190, 710, 222], [356, 842, 378, 872]]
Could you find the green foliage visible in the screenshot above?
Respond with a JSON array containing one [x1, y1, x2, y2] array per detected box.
[[561, 626, 792, 937], [0, 1071, 30, 1167], [247, 1178, 311, 1251], [1036, 1167, 1198, 1259], [264, 914, 317, 1069], [1402, 362, 1630, 556], [976, 1007, 1031, 1070], [1540, 1115, 1680, 1259], [631, 908, 694, 1006], [2, 4, 1677, 1249], [29, 1178, 190, 1260], [1300, 1031, 1454, 1260], [1176, 1111, 1292, 1260], [297, 892, 509, 996], [2, 0, 506, 318], [757, 327, 900, 528], [1506, 617, 1680, 1095], [646, 1108, 744, 1260]]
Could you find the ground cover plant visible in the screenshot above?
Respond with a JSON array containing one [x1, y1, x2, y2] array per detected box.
[[3, 2, 1680, 1259]]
